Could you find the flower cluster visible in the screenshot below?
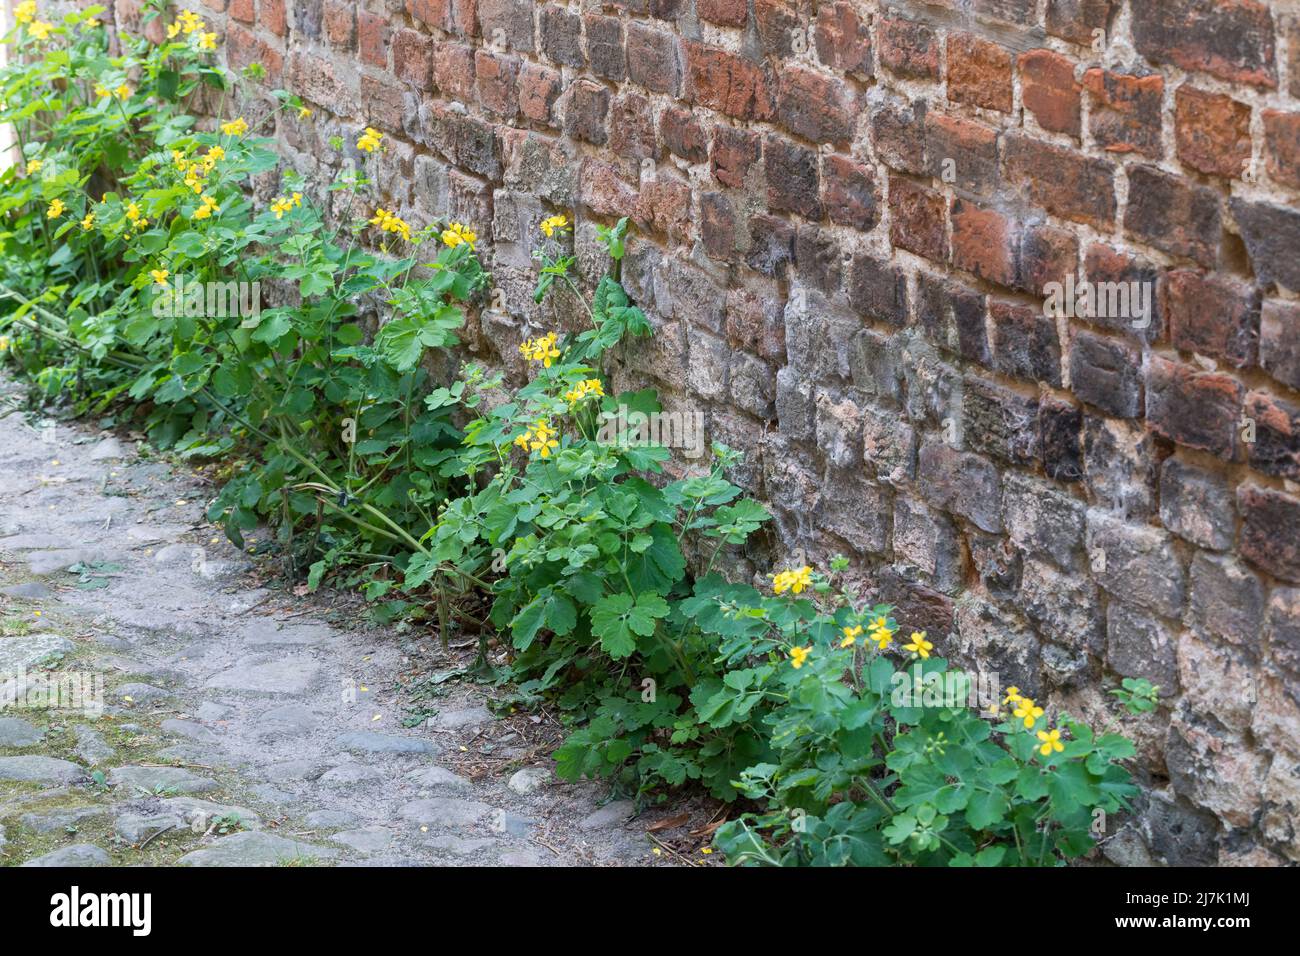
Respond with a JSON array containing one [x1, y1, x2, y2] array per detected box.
[[94, 83, 131, 100], [150, 268, 170, 287], [220, 117, 248, 137], [166, 10, 206, 39], [191, 194, 220, 221], [173, 145, 223, 194], [1004, 687, 1046, 731], [519, 332, 560, 368], [562, 378, 603, 406], [270, 192, 303, 220], [46, 198, 64, 219], [356, 127, 383, 153], [125, 200, 149, 235], [539, 213, 570, 238], [368, 207, 411, 242], [441, 221, 476, 249], [771, 565, 812, 595], [513, 419, 560, 458], [788, 645, 812, 670]]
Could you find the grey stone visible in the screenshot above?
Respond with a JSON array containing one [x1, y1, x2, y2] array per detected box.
[[0, 633, 74, 671], [501, 813, 537, 837], [1086, 510, 1186, 618], [20, 806, 107, 834], [238, 619, 333, 646], [195, 702, 234, 721], [498, 848, 546, 866], [1082, 417, 1156, 519], [1144, 791, 1220, 866], [507, 767, 552, 795], [263, 759, 324, 783], [953, 598, 1042, 698], [1266, 588, 1300, 674], [0, 716, 42, 747], [72, 725, 115, 766], [336, 731, 440, 754], [318, 763, 385, 786], [775, 366, 815, 442], [177, 831, 337, 866], [815, 467, 891, 555], [1159, 458, 1234, 550], [1187, 553, 1265, 650], [423, 833, 497, 856], [428, 707, 491, 733], [0, 581, 54, 599], [256, 703, 319, 739], [1019, 557, 1103, 653], [1002, 472, 1085, 568], [0, 755, 86, 784], [114, 798, 261, 843], [89, 437, 127, 460], [579, 800, 636, 830], [21, 844, 112, 867], [917, 439, 1002, 533], [406, 765, 472, 791], [331, 827, 394, 853], [161, 719, 219, 744], [113, 682, 170, 704], [398, 797, 495, 828], [1106, 602, 1179, 692], [304, 809, 360, 828], [891, 495, 962, 591], [862, 404, 917, 484], [108, 766, 218, 795], [204, 656, 320, 695]]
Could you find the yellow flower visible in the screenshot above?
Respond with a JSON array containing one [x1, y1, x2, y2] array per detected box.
[[178, 10, 204, 34], [356, 127, 383, 153], [519, 332, 561, 368], [1037, 728, 1065, 757], [771, 565, 813, 595], [150, 268, 170, 286], [270, 196, 294, 219], [221, 117, 248, 136], [563, 377, 604, 406], [291, 192, 302, 206], [1003, 686, 1023, 706], [205, 145, 225, 166], [298, 106, 312, 119], [903, 631, 933, 659], [514, 419, 560, 457], [14, 2, 36, 25], [789, 645, 812, 669], [0, 335, 10, 352], [1013, 697, 1045, 730], [126, 201, 144, 223], [840, 625, 863, 648], [191, 194, 220, 220], [29, 20, 53, 41], [25, 159, 41, 174], [80, 212, 94, 230], [441, 221, 476, 249], [114, 83, 131, 100], [198, 32, 218, 51], [539, 213, 570, 238], [83, 16, 100, 29], [46, 198, 64, 219], [171, 148, 188, 170], [367, 207, 412, 242], [869, 626, 894, 651], [94, 84, 110, 98], [167, 22, 181, 38]]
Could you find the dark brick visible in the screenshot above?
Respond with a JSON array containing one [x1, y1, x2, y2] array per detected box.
[[392, 29, 435, 90], [609, 92, 657, 161], [878, 15, 940, 80], [1083, 243, 1162, 341], [1039, 396, 1084, 483], [950, 199, 1016, 288], [746, 213, 796, 278], [1018, 223, 1077, 297], [407, 0, 449, 32], [924, 112, 999, 196], [684, 41, 771, 118], [795, 225, 843, 295], [1238, 484, 1300, 583], [754, 0, 800, 57], [726, 286, 786, 363], [1146, 355, 1243, 459], [814, 1, 872, 77], [1004, 133, 1116, 228], [917, 439, 1003, 533], [1231, 198, 1300, 292], [872, 98, 927, 175], [847, 253, 907, 328], [890, 176, 948, 263], [991, 299, 1062, 385], [777, 64, 856, 146], [1083, 68, 1164, 158], [1176, 86, 1253, 178], [1046, 0, 1118, 45], [700, 192, 736, 261], [1243, 390, 1300, 481], [477, 0, 535, 53], [1069, 330, 1143, 418], [765, 135, 822, 219], [1124, 166, 1220, 267], [1263, 109, 1300, 191], [973, 0, 1037, 25], [361, 75, 406, 132], [1021, 49, 1082, 137], [1162, 270, 1259, 368], [540, 5, 583, 67], [1131, 0, 1276, 89], [1261, 299, 1300, 391], [711, 125, 761, 188], [821, 155, 878, 231], [1160, 458, 1234, 550], [628, 24, 682, 95], [964, 376, 1040, 465], [586, 15, 625, 81], [564, 80, 609, 146], [697, 0, 746, 27], [660, 108, 707, 163], [917, 273, 987, 362]]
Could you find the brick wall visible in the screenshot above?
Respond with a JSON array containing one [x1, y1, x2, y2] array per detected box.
[[106, 0, 1300, 864]]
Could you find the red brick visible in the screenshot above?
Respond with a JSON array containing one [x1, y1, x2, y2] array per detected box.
[[586, 15, 626, 81], [1290, 16, 1300, 96], [1263, 110, 1300, 190], [1084, 243, 1162, 340], [1243, 391, 1300, 481], [1018, 223, 1077, 297], [1003, 133, 1116, 228], [475, 50, 519, 117], [950, 198, 1017, 288], [357, 11, 389, 68], [890, 176, 948, 263], [947, 33, 1013, 113], [726, 287, 786, 362], [847, 253, 908, 327], [878, 15, 939, 80], [701, 192, 737, 260], [1146, 355, 1243, 459], [579, 158, 639, 219], [518, 62, 560, 125], [764, 134, 822, 219], [324, 1, 355, 48], [1021, 49, 1081, 137], [361, 74, 406, 133], [1045, 0, 1118, 46], [290, 52, 344, 107], [1238, 484, 1300, 583], [814, 1, 871, 76], [407, 0, 451, 32], [1175, 86, 1252, 178], [1131, 0, 1276, 89], [259, 0, 287, 37], [1261, 299, 1300, 391], [1124, 165, 1221, 267], [777, 65, 856, 146], [394, 30, 435, 90], [629, 24, 682, 95], [711, 125, 760, 188], [636, 176, 693, 243], [754, 0, 799, 57], [226, 23, 284, 87], [1162, 270, 1259, 368], [991, 299, 1063, 386], [684, 42, 772, 119], [872, 98, 926, 175], [564, 80, 610, 146], [924, 112, 999, 195], [434, 42, 476, 102], [697, 0, 746, 27], [1083, 69, 1163, 158], [229, 0, 254, 24], [822, 154, 878, 231], [660, 108, 707, 163], [609, 92, 657, 161]]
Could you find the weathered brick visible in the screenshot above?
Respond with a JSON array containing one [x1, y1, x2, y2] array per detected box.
[[947, 33, 1014, 112], [1266, 589, 1300, 674], [990, 299, 1062, 385], [1069, 330, 1142, 418], [889, 176, 948, 263], [794, 225, 842, 295], [474, 51, 519, 117], [291, 51, 347, 109], [1046, 0, 1118, 46], [1082, 243, 1163, 341], [1087, 509, 1187, 618], [814, 1, 872, 77], [1243, 390, 1300, 481], [894, 495, 963, 591], [1038, 396, 1083, 483], [754, 0, 800, 57], [1146, 355, 1243, 459], [586, 15, 626, 82], [1239, 484, 1300, 584], [540, 5, 583, 67], [477, 0, 535, 53], [357, 11, 389, 68], [1004, 134, 1116, 228], [872, 97, 927, 175], [1021, 556, 1103, 651], [765, 135, 822, 219], [564, 80, 609, 145], [863, 402, 918, 483], [726, 286, 785, 363], [1178, 632, 1256, 732], [963, 376, 1040, 465], [924, 112, 999, 196], [660, 108, 706, 163], [697, 0, 745, 27], [711, 125, 760, 188], [821, 154, 878, 231], [1021, 49, 1082, 137], [1124, 166, 1220, 267], [1083, 68, 1164, 158], [407, 0, 450, 32], [578, 158, 638, 219], [609, 92, 657, 161], [1231, 198, 1300, 293], [950, 199, 1016, 288], [878, 15, 939, 80], [625, 24, 680, 95], [1131, 0, 1276, 89], [1176, 86, 1253, 178], [324, 1, 354, 48], [917, 438, 1003, 533], [1018, 223, 1077, 297], [434, 42, 476, 102], [684, 42, 771, 118], [1004, 472, 1085, 569], [230, 0, 254, 23], [1160, 457, 1235, 551], [518, 61, 560, 125], [393, 30, 435, 91], [227, 23, 285, 87], [1262, 109, 1300, 191], [777, 64, 856, 146], [700, 191, 737, 260], [847, 253, 906, 327], [1162, 270, 1259, 368], [260, 0, 287, 36], [746, 213, 795, 277], [916, 272, 987, 362], [636, 176, 693, 242], [1083, 417, 1156, 518], [1188, 553, 1266, 649], [1261, 299, 1300, 391]]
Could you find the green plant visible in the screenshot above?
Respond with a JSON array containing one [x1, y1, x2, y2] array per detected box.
[[1110, 677, 1160, 715]]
